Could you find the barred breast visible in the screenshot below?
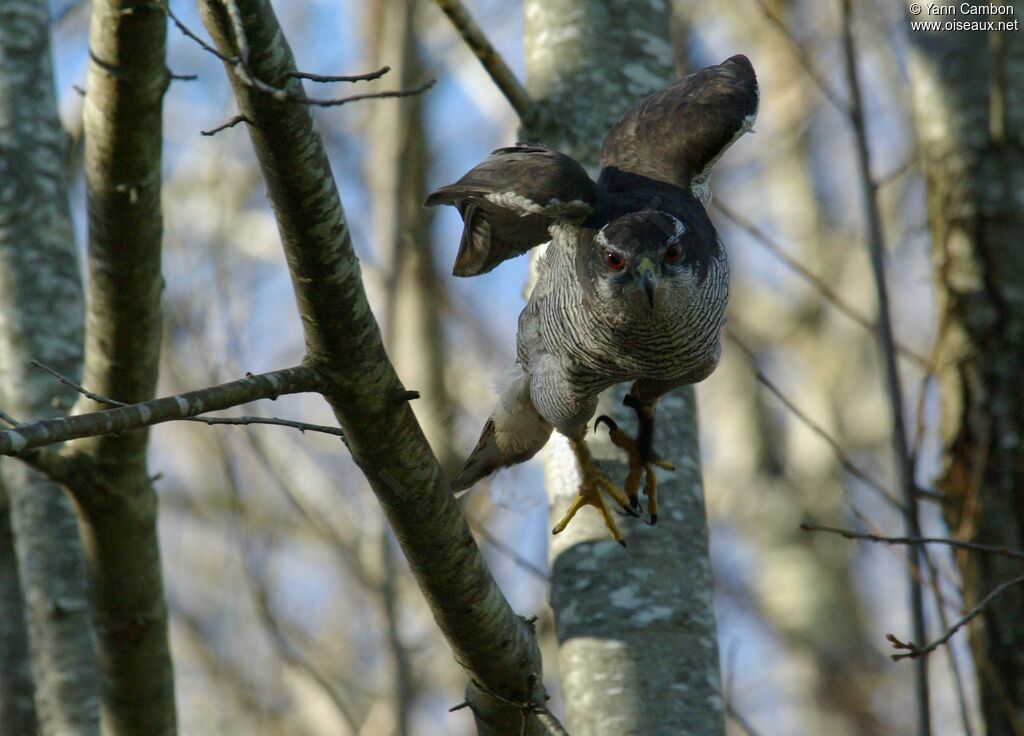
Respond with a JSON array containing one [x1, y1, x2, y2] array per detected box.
[[530, 235, 728, 396]]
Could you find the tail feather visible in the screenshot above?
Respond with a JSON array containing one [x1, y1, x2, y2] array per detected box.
[[451, 368, 554, 493], [451, 420, 504, 493]]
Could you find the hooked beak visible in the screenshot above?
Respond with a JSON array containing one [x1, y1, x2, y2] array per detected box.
[[637, 258, 658, 308]]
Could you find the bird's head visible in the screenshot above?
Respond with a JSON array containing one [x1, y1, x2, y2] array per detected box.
[[584, 210, 698, 312]]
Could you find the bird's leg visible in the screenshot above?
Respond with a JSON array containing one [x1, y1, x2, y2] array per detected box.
[[551, 437, 637, 546], [595, 395, 674, 524]]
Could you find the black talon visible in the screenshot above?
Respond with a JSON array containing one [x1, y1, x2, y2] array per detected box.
[[615, 503, 642, 518], [628, 495, 643, 513], [618, 539, 627, 548], [648, 514, 658, 526], [594, 415, 618, 433]]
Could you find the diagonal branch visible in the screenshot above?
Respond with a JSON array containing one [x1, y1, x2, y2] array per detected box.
[[887, 575, 1024, 662], [727, 328, 907, 513], [430, 0, 536, 124], [0, 366, 320, 455], [198, 2, 554, 734], [714, 201, 930, 367]]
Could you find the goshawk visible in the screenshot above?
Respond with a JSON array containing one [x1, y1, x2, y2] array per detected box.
[[427, 55, 759, 543]]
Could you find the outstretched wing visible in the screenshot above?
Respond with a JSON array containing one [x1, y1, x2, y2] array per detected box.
[[598, 54, 758, 201], [425, 145, 598, 276]]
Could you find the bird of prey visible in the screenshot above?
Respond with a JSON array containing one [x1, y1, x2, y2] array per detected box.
[[426, 55, 758, 543]]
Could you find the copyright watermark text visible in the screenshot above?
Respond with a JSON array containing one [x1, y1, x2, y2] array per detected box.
[[908, 3, 1019, 31]]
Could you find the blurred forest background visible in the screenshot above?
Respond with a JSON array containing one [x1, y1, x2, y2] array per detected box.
[[2, 0, 1020, 734]]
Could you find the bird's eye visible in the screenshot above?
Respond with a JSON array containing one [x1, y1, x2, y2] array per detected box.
[[664, 243, 683, 262], [603, 251, 626, 271]]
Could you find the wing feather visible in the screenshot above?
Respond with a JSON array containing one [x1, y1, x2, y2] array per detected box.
[[598, 54, 759, 198], [426, 146, 598, 276]]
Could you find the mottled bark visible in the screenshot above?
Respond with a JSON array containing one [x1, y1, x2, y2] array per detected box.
[[0, 2, 99, 734], [199, 2, 551, 733], [907, 6, 1024, 734], [0, 483, 39, 736], [524, 1, 724, 733], [54, 4, 172, 732]]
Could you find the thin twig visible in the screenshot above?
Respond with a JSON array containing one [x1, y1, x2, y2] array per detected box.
[[166, 0, 432, 108], [800, 523, 1024, 560], [469, 516, 549, 581], [887, 575, 1024, 661], [0, 408, 19, 427], [201, 115, 250, 136], [190, 415, 345, 437], [747, 0, 849, 113], [727, 329, 906, 513], [290, 66, 390, 83], [431, 0, 536, 124], [713, 201, 929, 367], [31, 359, 123, 406], [726, 701, 770, 736], [840, 2, 930, 731], [302, 79, 436, 108], [922, 545, 976, 736]]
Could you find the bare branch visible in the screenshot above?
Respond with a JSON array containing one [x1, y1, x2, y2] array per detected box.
[[302, 78, 436, 108], [31, 359, 342, 438], [431, 0, 536, 124], [746, 0, 849, 113], [800, 523, 1024, 560], [714, 201, 930, 368], [468, 516, 549, 582], [727, 328, 906, 513], [201, 114, 250, 136], [166, 0, 433, 109], [0, 408, 17, 428], [290, 65, 390, 83], [887, 575, 1024, 661], [189, 415, 345, 437], [0, 366, 321, 455]]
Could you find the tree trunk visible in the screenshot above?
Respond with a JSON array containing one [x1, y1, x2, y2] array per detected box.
[[0, 483, 39, 736], [524, 2, 724, 733], [73, 1, 176, 733], [908, 6, 1024, 735], [0, 2, 99, 734]]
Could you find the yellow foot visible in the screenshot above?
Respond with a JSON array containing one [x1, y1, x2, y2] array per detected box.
[[551, 438, 635, 545], [595, 414, 673, 524]]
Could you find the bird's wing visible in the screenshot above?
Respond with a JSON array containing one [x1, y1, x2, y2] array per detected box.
[[425, 145, 598, 277], [598, 54, 758, 199]]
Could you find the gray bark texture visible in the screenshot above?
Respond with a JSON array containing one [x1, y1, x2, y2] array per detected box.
[[524, 1, 724, 734], [0, 2, 99, 734], [0, 484, 39, 736], [71, 3, 176, 731], [199, 2, 554, 733], [908, 6, 1024, 735]]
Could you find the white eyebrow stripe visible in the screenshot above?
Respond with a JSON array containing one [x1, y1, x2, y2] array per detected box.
[[668, 215, 686, 244]]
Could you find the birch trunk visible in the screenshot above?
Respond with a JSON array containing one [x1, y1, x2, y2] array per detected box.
[[71, 2, 176, 733], [0, 2, 99, 733], [524, 1, 724, 733]]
